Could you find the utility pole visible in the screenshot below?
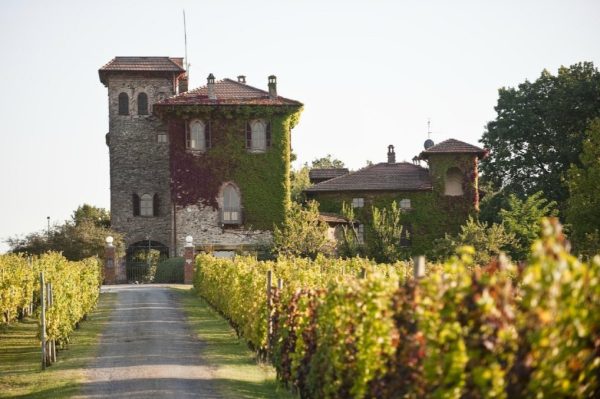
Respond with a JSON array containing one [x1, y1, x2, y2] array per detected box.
[[46, 216, 50, 239]]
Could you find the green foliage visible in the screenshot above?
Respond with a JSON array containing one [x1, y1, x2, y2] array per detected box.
[[194, 220, 600, 398], [433, 216, 516, 265], [567, 118, 600, 257], [6, 205, 123, 261], [499, 191, 558, 260], [290, 165, 310, 203], [480, 62, 600, 210], [154, 257, 184, 283], [310, 154, 345, 169], [167, 106, 302, 230], [337, 202, 363, 258], [0, 253, 102, 347], [273, 201, 331, 258], [368, 201, 405, 263]]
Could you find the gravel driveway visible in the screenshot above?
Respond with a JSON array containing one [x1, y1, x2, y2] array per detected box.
[[77, 285, 221, 398]]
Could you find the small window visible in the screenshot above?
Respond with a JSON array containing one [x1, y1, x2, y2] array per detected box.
[[445, 167, 464, 196], [220, 183, 242, 224], [246, 119, 270, 152], [140, 194, 153, 217], [352, 198, 364, 208], [400, 199, 411, 210], [132, 193, 140, 216], [138, 93, 149, 115], [187, 119, 209, 151], [157, 133, 168, 143], [357, 224, 365, 244], [118, 92, 129, 115]]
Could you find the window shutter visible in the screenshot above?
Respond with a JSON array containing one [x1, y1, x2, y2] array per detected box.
[[185, 121, 190, 148], [137, 93, 148, 115], [118, 93, 129, 115], [132, 194, 140, 216], [206, 120, 212, 149], [266, 121, 272, 148], [153, 194, 160, 217], [246, 122, 252, 148]]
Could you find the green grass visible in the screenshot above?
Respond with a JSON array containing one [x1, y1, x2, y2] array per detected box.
[[175, 288, 295, 399], [0, 293, 117, 398]]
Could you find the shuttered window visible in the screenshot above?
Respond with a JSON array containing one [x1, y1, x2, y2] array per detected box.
[[137, 92, 148, 115], [118, 92, 129, 115]]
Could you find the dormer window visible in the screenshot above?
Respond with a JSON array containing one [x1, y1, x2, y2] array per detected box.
[[246, 119, 271, 153], [118, 92, 129, 115], [444, 167, 464, 196], [187, 119, 210, 151]]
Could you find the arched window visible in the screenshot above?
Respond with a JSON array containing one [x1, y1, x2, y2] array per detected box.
[[140, 194, 153, 216], [246, 119, 270, 152], [444, 167, 464, 196], [220, 183, 241, 224], [118, 92, 129, 115], [137, 92, 148, 115], [187, 119, 207, 151]]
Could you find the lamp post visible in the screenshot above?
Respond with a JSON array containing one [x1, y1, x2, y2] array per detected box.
[[46, 216, 50, 239]]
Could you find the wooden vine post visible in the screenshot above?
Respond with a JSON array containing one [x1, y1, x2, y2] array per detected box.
[[40, 272, 46, 370], [266, 270, 273, 354], [413, 256, 426, 279]]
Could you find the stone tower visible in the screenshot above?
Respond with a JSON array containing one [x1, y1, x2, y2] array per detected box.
[[99, 57, 187, 256]]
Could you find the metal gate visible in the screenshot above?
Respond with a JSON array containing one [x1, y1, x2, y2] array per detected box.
[[125, 241, 184, 284]]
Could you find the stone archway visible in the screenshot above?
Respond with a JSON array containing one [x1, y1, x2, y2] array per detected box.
[[125, 241, 179, 283]]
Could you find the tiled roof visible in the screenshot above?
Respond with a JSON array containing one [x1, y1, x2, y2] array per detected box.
[[155, 78, 302, 106], [305, 162, 432, 193], [420, 138, 487, 158], [319, 213, 350, 224], [99, 57, 185, 85], [309, 168, 349, 180]]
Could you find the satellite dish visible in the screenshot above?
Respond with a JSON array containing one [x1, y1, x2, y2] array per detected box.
[[424, 139, 434, 149]]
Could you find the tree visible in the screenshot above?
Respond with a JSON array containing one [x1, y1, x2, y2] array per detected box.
[[433, 217, 516, 265], [311, 154, 345, 169], [367, 201, 406, 263], [290, 155, 345, 203], [337, 201, 364, 258], [273, 201, 331, 258], [480, 62, 600, 211], [566, 118, 600, 257], [499, 192, 558, 260], [6, 204, 123, 261]]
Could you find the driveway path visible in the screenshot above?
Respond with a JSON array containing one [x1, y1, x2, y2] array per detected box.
[[77, 285, 221, 399]]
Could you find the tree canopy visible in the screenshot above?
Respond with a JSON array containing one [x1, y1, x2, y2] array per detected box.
[[566, 118, 600, 257], [480, 62, 600, 211], [6, 204, 123, 260]]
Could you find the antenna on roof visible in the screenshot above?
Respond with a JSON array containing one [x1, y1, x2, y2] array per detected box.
[[183, 10, 189, 75], [427, 118, 432, 139]]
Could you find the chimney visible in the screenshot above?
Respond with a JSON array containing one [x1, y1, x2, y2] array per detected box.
[[387, 145, 396, 164], [178, 75, 189, 94], [268, 75, 277, 99], [207, 73, 216, 100], [237, 75, 246, 84]]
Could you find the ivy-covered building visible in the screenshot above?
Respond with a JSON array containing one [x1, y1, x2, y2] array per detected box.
[[99, 57, 302, 258], [305, 140, 487, 255]]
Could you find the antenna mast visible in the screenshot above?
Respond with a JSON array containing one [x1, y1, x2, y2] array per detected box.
[[183, 10, 189, 74], [427, 118, 432, 139]]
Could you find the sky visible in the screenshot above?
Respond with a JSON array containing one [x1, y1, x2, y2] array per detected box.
[[1, 0, 599, 253]]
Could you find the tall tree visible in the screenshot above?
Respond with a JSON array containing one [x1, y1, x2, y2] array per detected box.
[[566, 118, 600, 257], [311, 154, 345, 169], [480, 62, 600, 210]]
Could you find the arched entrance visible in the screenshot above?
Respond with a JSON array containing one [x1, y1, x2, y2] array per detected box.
[[125, 241, 181, 283]]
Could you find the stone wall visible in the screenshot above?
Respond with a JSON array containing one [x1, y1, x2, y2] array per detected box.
[[175, 203, 272, 256], [106, 75, 175, 254]]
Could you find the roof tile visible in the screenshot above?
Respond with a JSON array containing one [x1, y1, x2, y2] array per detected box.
[[306, 162, 432, 193], [155, 78, 302, 106]]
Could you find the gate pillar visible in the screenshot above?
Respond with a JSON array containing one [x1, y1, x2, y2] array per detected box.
[[104, 236, 117, 285], [184, 235, 195, 284]]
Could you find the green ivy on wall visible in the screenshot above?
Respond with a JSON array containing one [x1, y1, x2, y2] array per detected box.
[[162, 105, 302, 231], [309, 154, 479, 256]]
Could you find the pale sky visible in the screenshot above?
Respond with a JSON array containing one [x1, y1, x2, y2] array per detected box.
[[1, 0, 599, 253]]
